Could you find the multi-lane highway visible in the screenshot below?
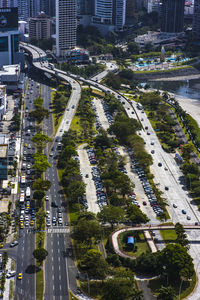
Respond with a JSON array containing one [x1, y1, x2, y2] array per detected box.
[[15, 78, 40, 300], [20, 43, 200, 299]]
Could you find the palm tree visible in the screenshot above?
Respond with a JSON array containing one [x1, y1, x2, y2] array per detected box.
[[132, 289, 144, 300]]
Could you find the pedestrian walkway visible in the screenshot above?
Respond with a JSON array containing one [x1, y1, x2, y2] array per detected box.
[[3, 258, 14, 300], [112, 227, 158, 260], [143, 230, 157, 253], [47, 228, 69, 234]]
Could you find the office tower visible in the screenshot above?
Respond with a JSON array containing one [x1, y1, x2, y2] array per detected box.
[[161, 0, 185, 33], [114, 0, 126, 30], [29, 12, 51, 40], [18, 0, 29, 20], [56, 0, 77, 57], [193, 0, 200, 39], [0, 7, 24, 65], [95, 0, 113, 24]]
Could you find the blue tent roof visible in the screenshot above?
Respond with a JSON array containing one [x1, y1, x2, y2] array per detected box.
[[127, 236, 134, 245]]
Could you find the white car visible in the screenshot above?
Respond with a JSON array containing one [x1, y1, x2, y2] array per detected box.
[[45, 196, 49, 201], [58, 218, 63, 225]]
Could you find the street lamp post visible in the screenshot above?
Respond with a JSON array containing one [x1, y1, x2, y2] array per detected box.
[[86, 272, 90, 295]]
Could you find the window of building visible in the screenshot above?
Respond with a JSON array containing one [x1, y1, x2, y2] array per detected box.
[[0, 37, 8, 52]]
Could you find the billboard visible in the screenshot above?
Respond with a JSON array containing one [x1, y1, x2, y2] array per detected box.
[[0, 8, 18, 31]]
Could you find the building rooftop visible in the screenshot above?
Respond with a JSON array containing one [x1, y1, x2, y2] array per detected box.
[[0, 64, 20, 77], [0, 145, 7, 158]]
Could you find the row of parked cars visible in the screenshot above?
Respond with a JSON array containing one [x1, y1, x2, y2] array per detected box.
[[91, 101, 102, 130], [129, 148, 164, 217], [87, 148, 107, 209], [102, 101, 114, 125]]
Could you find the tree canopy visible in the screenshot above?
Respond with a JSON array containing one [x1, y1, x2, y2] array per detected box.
[[97, 205, 125, 228], [80, 249, 109, 279], [33, 248, 48, 265]]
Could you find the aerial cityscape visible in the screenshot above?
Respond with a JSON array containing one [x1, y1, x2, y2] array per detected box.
[[0, 0, 200, 299]]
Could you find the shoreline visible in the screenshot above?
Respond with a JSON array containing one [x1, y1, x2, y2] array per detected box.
[[174, 94, 200, 128], [144, 87, 200, 128], [151, 74, 200, 82]]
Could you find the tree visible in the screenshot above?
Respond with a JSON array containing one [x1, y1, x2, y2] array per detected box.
[[126, 204, 149, 224], [29, 107, 49, 124], [127, 42, 139, 54], [175, 223, 189, 249], [61, 145, 76, 161], [97, 205, 125, 228], [34, 97, 43, 108], [33, 153, 51, 173], [109, 113, 141, 144], [102, 278, 139, 300], [36, 210, 46, 230], [65, 180, 86, 202], [32, 133, 51, 151], [182, 143, 194, 160], [73, 219, 102, 247], [33, 179, 51, 191], [157, 286, 176, 300], [159, 244, 194, 281], [33, 248, 48, 265], [80, 249, 109, 279], [33, 190, 45, 201]]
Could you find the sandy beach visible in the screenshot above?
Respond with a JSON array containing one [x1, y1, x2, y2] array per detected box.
[[170, 93, 200, 128]]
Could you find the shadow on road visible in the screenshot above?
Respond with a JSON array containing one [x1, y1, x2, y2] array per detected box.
[[25, 264, 40, 274]]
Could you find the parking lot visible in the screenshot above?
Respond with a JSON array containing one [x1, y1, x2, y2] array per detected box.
[[78, 145, 100, 214]]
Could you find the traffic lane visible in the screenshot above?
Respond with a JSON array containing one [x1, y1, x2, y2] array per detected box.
[[135, 109, 199, 222], [44, 234, 54, 298], [52, 234, 66, 298], [57, 233, 69, 299], [15, 231, 35, 300]]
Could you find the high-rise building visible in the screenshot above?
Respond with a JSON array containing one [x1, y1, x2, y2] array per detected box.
[[18, 0, 29, 20], [193, 0, 200, 39], [161, 0, 185, 33], [94, 0, 113, 24], [29, 12, 51, 40], [114, 0, 126, 31], [0, 7, 24, 66], [0, 0, 17, 7], [56, 0, 77, 57]]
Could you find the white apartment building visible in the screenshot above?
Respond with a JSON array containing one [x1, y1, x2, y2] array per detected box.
[[56, 0, 77, 57]]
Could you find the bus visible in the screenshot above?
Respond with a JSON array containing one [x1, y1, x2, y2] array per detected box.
[[26, 187, 31, 199], [19, 193, 25, 203], [21, 175, 26, 187]]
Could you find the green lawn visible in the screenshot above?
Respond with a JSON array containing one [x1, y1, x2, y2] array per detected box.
[[118, 231, 150, 257], [70, 116, 82, 132], [36, 267, 44, 300], [9, 280, 14, 300], [160, 229, 177, 243], [148, 272, 196, 300], [52, 112, 63, 134]]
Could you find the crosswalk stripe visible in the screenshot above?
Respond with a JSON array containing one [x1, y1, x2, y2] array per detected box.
[[47, 228, 69, 234]]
